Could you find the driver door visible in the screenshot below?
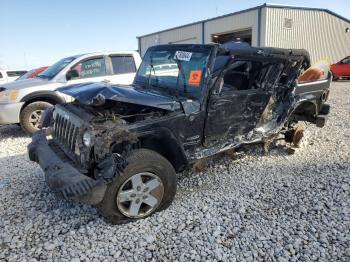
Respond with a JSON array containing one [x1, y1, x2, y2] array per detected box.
[[204, 61, 272, 144], [65, 56, 108, 86]]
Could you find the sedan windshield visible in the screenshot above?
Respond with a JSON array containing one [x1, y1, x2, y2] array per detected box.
[[16, 69, 35, 81], [37, 56, 78, 79], [135, 46, 212, 99]]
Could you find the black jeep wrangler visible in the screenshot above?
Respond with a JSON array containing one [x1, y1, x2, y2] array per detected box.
[[28, 42, 331, 223]]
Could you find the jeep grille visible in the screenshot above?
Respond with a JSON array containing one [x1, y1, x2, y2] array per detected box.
[[52, 106, 83, 159], [54, 114, 79, 153]]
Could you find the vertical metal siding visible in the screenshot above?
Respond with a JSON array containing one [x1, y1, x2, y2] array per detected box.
[[139, 9, 260, 56], [265, 8, 350, 64], [139, 23, 202, 56], [204, 10, 259, 46], [260, 7, 268, 47]]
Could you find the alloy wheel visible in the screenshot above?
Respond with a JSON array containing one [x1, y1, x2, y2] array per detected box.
[[29, 110, 43, 129], [116, 172, 164, 218]]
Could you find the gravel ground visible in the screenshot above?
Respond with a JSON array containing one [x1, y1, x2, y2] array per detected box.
[[0, 82, 349, 261]]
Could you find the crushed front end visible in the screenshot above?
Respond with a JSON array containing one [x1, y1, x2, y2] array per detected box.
[[28, 103, 137, 205]]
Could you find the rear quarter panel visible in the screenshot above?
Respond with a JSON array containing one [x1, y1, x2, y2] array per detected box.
[[294, 75, 331, 114]]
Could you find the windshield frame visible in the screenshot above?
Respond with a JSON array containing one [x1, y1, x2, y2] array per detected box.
[[37, 55, 80, 80], [134, 44, 215, 101]]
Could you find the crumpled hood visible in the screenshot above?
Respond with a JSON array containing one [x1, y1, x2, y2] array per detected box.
[[0, 78, 51, 90], [58, 82, 182, 112]]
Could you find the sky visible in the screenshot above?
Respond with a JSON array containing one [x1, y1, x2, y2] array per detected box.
[[0, 0, 349, 69]]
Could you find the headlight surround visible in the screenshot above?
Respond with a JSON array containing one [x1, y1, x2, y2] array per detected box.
[[82, 130, 92, 147], [0, 89, 18, 103]]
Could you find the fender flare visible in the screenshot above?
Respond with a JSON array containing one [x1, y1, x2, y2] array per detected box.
[[290, 99, 318, 116], [137, 127, 189, 172], [20, 91, 65, 106], [287, 99, 318, 125]]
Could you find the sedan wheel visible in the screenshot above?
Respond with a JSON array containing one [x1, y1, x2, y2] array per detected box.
[[20, 101, 53, 135], [29, 110, 43, 129]]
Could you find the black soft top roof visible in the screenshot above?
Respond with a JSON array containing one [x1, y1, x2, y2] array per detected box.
[[219, 41, 311, 68], [146, 42, 311, 68]]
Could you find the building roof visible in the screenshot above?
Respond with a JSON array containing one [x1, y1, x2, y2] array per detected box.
[[137, 3, 350, 39]]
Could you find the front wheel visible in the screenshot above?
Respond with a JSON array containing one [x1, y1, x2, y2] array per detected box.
[[20, 101, 53, 135], [97, 149, 177, 224]]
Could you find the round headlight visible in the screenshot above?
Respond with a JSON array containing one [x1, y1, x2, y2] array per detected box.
[[82, 130, 92, 147]]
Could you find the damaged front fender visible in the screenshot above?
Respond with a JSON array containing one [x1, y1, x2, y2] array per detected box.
[[91, 120, 138, 161], [95, 153, 128, 182]]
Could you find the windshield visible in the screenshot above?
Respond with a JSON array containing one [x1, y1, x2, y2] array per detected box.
[[16, 69, 34, 81], [37, 56, 77, 79], [135, 46, 212, 99]]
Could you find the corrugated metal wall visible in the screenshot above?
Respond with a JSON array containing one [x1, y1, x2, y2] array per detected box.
[[259, 7, 268, 47], [139, 9, 260, 56], [139, 23, 202, 56], [204, 10, 258, 45], [264, 8, 350, 63], [139, 6, 350, 63]]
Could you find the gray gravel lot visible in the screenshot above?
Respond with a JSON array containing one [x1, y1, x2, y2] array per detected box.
[[0, 82, 349, 261]]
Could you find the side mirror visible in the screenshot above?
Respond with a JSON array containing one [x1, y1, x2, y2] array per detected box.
[[66, 69, 79, 80]]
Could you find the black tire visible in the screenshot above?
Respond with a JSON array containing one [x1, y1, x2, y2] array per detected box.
[[97, 149, 177, 224], [320, 104, 330, 115], [20, 101, 53, 135]]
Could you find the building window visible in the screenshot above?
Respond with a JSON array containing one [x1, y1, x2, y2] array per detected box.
[[284, 18, 293, 29]]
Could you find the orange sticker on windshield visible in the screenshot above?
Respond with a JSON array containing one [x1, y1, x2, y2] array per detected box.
[[188, 70, 202, 85]]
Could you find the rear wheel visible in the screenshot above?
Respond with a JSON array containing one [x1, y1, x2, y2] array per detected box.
[[284, 126, 304, 147], [97, 149, 177, 224], [20, 101, 53, 135]]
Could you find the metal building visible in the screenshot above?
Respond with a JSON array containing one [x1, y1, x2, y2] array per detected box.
[[137, 4, 350, 64]]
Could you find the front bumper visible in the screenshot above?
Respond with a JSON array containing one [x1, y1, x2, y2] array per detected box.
[[0, 102, 24, 124], [28, 131, 107, 205]]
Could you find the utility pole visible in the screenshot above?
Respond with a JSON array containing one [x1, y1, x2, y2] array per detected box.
[[24, 52, 28, 69]]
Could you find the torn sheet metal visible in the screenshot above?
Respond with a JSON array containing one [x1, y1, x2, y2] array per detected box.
[[92, 120, 138, 161]]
